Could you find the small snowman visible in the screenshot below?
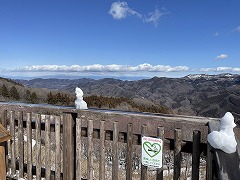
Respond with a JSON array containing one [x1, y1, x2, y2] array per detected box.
[[74, 87, 88, 110], [207, 112, 237, 154]]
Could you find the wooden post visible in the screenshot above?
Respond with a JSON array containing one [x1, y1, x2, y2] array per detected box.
[[27, 112, 33, 180], [76, 117, 82, 180], [1, 110, 8, 172], [0, 145, 6, 180], [126, 123, 133, 180], [0, 122, 11, 180], [87, 120, 94, 180], [18, 112, 24, 178], [141, 124, 148, 180], [192, 130, 201, 180], [45, 115, 51, 180], [99, 120, 106, 180], [206, 123, 214, 180], [55, 115, 61, 180], [10, 111, 16, 177], [174, 129, 182, 180], [112, 121, 119, 179], [156, 126, 164, 180], [63, 113, 75, 180], [35, 113, 42, 180]]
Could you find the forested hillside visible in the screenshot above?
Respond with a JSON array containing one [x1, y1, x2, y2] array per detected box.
[[1, 77, 172, 114], [16, 74, 240, 119]]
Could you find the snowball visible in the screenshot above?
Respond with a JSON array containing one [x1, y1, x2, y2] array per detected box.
[[207, 112, 237, 154], [220, 112, 236, 129], [75, 87, 88, 109]]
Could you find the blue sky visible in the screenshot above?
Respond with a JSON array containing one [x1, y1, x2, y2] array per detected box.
[[0, 0, 239, 79]]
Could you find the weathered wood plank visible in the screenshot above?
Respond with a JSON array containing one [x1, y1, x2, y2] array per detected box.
[[206, 122, 215, 180], [206, 141, 213, 180], [76, 117, 82, 180], [99, 120, 105, 180], [1, 110, 8, 172], [18, 111, 24, 178], [0, 146, 6, 180], [63, 113, 75, 180], [192, 130, 201, 180], [27, 112, 32, 180], [141, 124, 148, 180], [112, 121, 119, 180], [87, 119, 94, 180], [35, 113, 42, 180], [10, 111, 16, 177], [156, 126, 164, 180], [173, 129, 182, 180], [55, 115, 61, 180], [126, 123, 133, 180], [45, 115, 51, 180]]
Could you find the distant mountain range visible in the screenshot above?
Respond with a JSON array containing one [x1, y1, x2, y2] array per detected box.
[[16, 73, 240, 120]]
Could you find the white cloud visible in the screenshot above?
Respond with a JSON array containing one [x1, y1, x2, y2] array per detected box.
[[109, 2, 168, 26], [11, 64, 189, 73], [144, 8, 165, 27], [215, 54, 228, 60], [233, 26, 240, 32], [2, 64, 239, 79], [199, 68, 215, 72], [108, 1, 141, 20]]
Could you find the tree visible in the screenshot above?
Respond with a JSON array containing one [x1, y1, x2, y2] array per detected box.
[[25, 90, 31, 102], [1, 84, 9, 98], [47, 92, 55, 104], [10, 86, 20, 100], [30, 92, 37, 103], [55, 92, 63, 103], [63, 94, 71, 105]]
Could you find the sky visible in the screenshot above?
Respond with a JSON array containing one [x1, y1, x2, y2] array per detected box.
[[0, 0, 240, 79]]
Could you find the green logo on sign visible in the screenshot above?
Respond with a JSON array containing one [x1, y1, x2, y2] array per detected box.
[[143, 142, 161, 158]]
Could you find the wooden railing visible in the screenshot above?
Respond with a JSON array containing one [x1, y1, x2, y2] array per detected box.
[[0, 102, 218, 179]]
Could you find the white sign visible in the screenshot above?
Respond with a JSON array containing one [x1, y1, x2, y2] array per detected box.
[[141, 136, 163, 168]]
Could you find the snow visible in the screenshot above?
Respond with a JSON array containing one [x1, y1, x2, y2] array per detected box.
[[207, 112, 237, 154], [74, 87, 88, 109], [22, 135, 36, 148]]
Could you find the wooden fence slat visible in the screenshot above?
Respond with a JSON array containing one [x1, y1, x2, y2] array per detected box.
[[87, 119, 94, 180], [55, 115, 61, 180], [10, 111, 16, 177], [174, 129, 182, 180], [141, 124, 148, 180], [0, 145, 6, 180], [112, 121, 119, 180], [156, 126, 164, 180], [192, 130, 201, 180], [206, 141, 214, 180], [18, 111, 24, 178], [63, 113, 75, 180], [1, 110, 8, 171], [35, 113, 42, 180], [27, 112, 32, 180], [0, 111, 8, 180], [126, 123, 133, 180], [76, 117, 82, 180], [45, 115, 51, 180], [99, 120, 105, 180]]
